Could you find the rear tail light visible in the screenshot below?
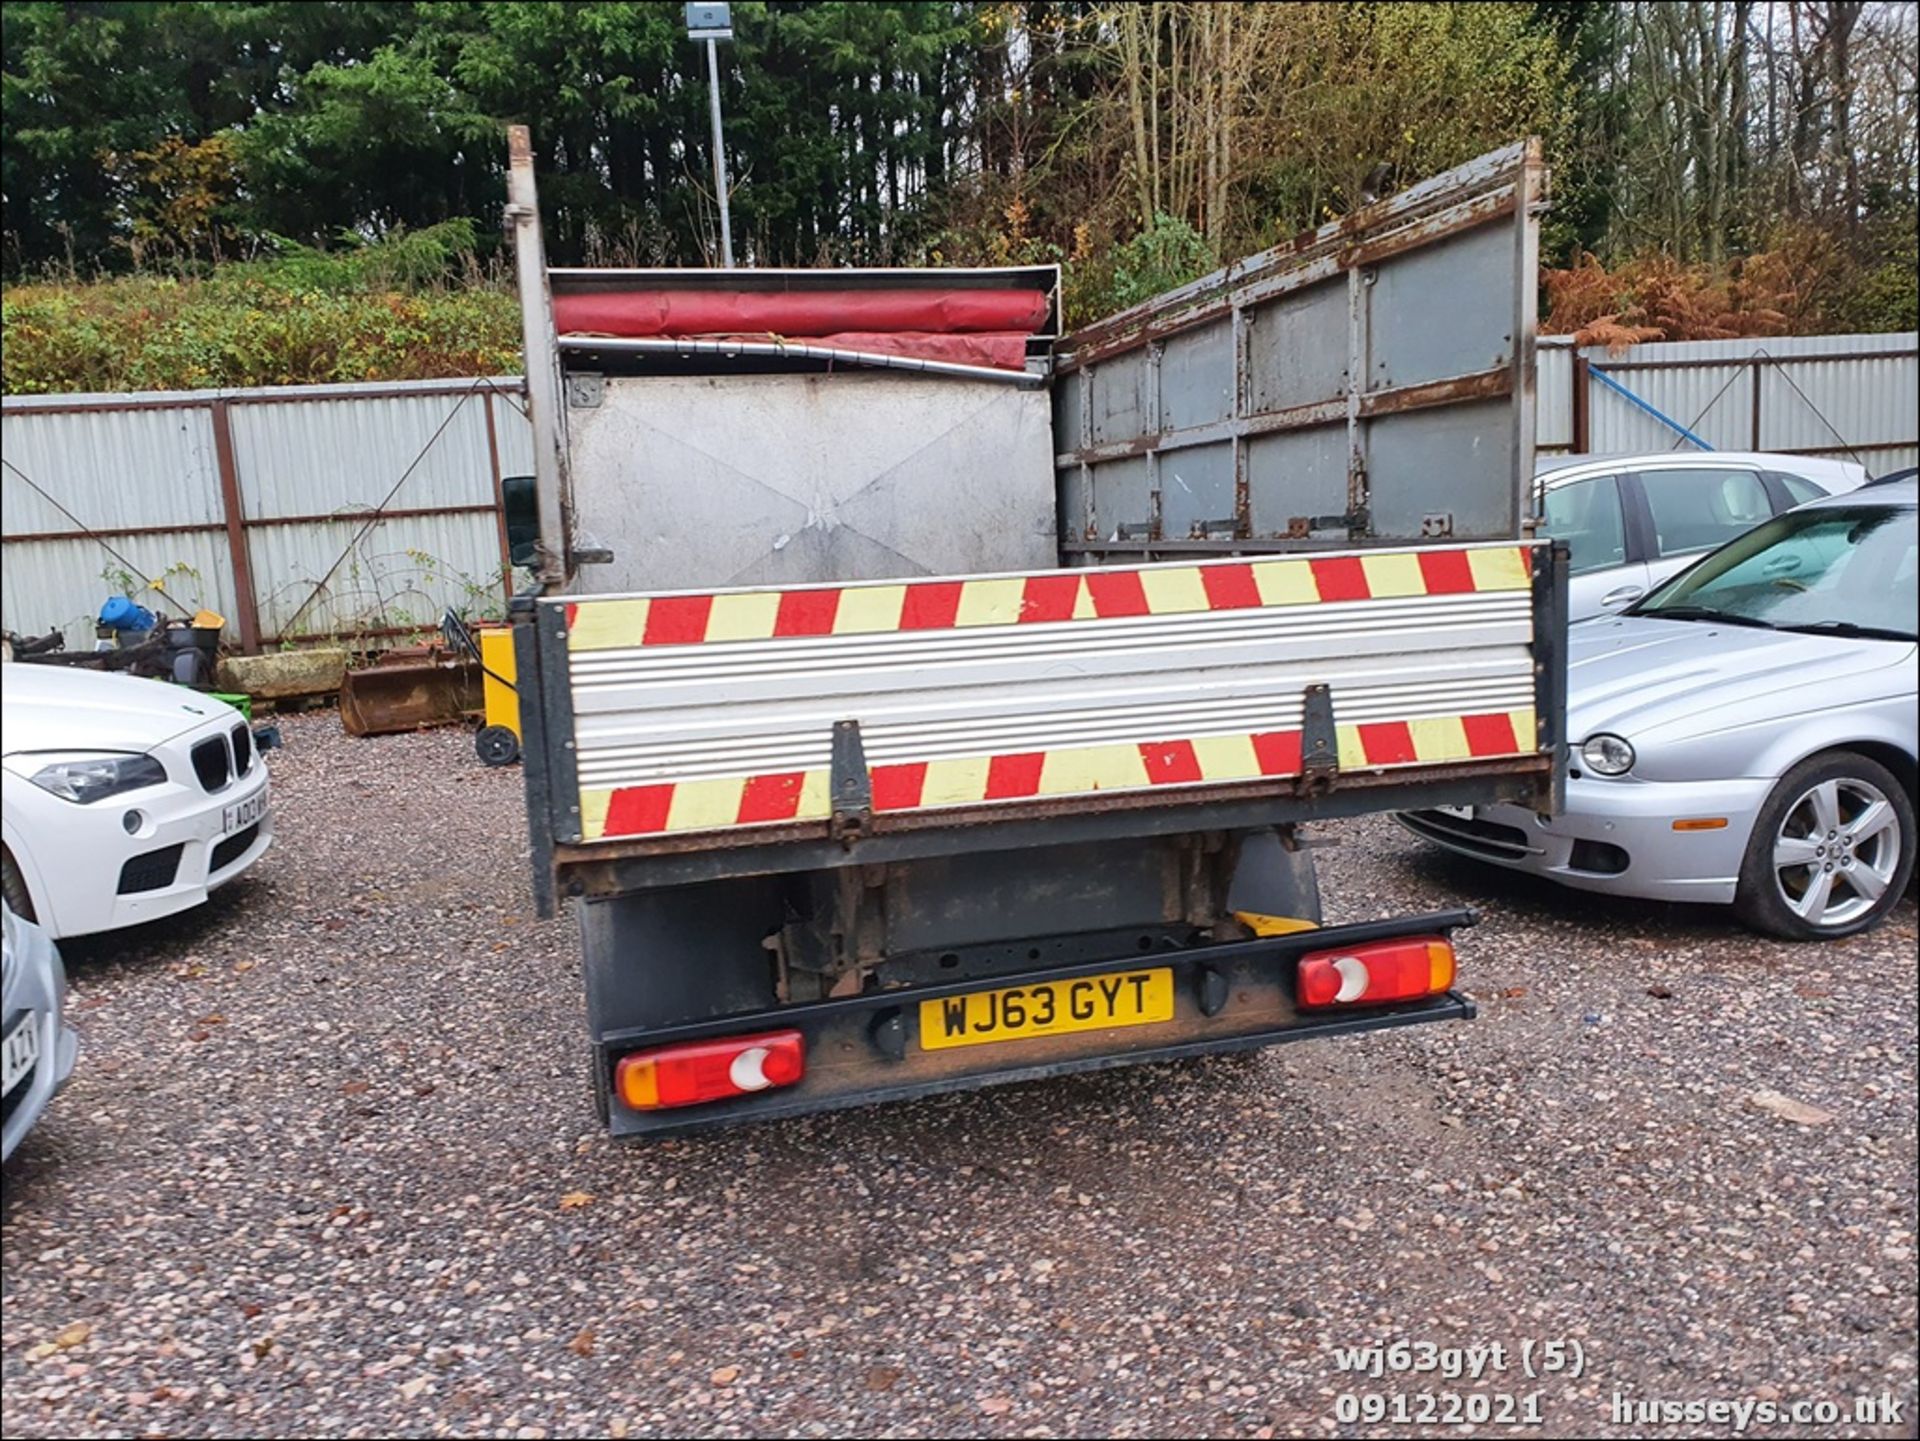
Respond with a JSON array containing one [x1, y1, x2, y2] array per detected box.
[[614, 1029, 805, 1111], [1297, 936, 1455, 1008]]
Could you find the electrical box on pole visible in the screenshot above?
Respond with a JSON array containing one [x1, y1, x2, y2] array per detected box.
[[686, 3, 735, 266]]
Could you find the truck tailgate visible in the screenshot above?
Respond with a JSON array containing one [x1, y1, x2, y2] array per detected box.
[[531, 540, 1562, 859]]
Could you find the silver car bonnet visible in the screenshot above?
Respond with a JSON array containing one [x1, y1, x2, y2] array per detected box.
[[1564, 614, 1913, 745]]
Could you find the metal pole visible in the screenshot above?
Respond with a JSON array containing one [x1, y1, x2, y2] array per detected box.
[[1571, 354, 1590, 455], [705, 36, 734, 268], [505, 124, 571, 587]]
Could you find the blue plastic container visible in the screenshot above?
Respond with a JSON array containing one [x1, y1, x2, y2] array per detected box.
[[99, 596, 157, 634]]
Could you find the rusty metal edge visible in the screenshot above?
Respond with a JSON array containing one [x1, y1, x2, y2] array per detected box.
[[1053, 364, 1514, 468], [1057, 150, 1531, 371], [556, 763, 1551, 895], [1064, 141, 1531, 343], [1509, 137, 1545, 543], [1789, 441, 1917, 457], [556, 754, 1551, 867], [1, 378, 529, 416], [1059, 191, 1520, 373], [3, 521, 227, 544], [6, 502, 504, 546], [1588, 345, 1918, 373], [245, 502, 504, 530]]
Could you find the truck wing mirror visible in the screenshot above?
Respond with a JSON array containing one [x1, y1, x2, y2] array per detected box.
[[502, 474, 540, 568]]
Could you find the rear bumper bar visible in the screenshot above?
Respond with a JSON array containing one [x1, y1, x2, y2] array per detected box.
[[595, 909, 1479, 1137]]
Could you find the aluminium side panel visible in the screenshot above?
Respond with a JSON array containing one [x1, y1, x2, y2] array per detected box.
[[562, 372, 1056, 596], [547, 540, 1547, 857], [1055, 140, 1547, 556]]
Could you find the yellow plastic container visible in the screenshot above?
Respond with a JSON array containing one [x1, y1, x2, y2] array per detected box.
[[474, 625, 521, 765]]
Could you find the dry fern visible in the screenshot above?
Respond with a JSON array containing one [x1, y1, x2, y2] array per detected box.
[[1571, 315, 1666, 355], [1542, 242, 1826, 349]]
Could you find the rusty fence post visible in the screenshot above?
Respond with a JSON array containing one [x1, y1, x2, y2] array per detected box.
[[1571, 354, 1590, 455], [210, 399, 264, 653], [483, 388, 514, 606]]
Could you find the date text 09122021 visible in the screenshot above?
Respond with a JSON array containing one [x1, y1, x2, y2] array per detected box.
[[1335, 1393, 1546, 1426]]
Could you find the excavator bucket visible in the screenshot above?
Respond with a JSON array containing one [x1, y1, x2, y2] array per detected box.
[[338, 646, 481, 737]]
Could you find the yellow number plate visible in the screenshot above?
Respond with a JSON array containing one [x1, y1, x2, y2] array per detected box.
[[919, 968, 1175, 1051]]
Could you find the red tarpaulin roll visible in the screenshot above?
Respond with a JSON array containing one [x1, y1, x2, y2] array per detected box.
[[553, 288, 1051, 341]]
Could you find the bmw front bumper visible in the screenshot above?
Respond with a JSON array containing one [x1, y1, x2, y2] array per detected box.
[[4, 763, 271, 940]]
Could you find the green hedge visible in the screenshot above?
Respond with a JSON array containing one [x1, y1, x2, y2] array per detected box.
[[2, 273, 522, 395]]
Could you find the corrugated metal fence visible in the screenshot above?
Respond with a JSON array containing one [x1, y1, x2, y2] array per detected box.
[[5, 332, 1915, 651], [1538, 331, 1918, 475], [2, 377, 533, 651]]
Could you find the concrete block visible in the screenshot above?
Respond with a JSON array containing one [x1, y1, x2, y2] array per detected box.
[[216, 647, 348, 699]]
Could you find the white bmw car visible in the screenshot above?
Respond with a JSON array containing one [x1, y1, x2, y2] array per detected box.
[[2, 665, 272, 938]]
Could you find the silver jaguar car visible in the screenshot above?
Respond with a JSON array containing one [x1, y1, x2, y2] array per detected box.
[[3, 899, 78, 1161], [1402, 478, 1917, 941]]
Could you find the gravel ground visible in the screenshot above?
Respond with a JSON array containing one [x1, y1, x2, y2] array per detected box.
[[3, 711, 1915, 1439]]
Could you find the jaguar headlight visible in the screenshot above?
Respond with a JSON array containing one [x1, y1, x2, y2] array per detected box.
[[1579, 734, 1635, 777]]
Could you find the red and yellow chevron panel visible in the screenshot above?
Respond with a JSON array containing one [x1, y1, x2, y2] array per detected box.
[[564, 545, 1535, 652], [577, 705, 1537, 842]]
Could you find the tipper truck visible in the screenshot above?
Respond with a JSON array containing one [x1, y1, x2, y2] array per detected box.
[[502, 128, 1567, 1136]]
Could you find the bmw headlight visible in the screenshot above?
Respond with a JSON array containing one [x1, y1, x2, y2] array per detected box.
[[30, 754, 168, 804], [1580, 734, 1635, 777]]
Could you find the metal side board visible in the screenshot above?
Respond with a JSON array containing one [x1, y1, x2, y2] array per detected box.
[[1054, 138, 1548, 556], [536, 540, 1563, 897]]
